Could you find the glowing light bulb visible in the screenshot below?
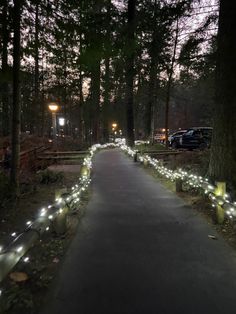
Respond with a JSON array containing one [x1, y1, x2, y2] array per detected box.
[[16, 246, 23, 253]]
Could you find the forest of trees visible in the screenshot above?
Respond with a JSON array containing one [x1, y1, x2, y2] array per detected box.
[[1, 0, 236, 189], [0, 0, 218, 140]]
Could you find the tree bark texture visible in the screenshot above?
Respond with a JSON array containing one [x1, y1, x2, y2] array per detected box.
[[34, 0, 40, 134], [102, 0, 112, 143], [165, 18, 179, 148], [11, 0, 22, 195], [125, 0, 136, 146], [209, 1, 236, 186], [103, 56, 110, 143], [1, 0, 10, 136], [145, 0, 158, 141], [91, 60, 101, 143]]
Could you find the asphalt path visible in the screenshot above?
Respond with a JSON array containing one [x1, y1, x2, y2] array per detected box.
[[41, 149, 236, 314]]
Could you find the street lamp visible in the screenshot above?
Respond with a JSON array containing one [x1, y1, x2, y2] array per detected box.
[[48, 103, 59, 140], [112, 122, 118, 141]]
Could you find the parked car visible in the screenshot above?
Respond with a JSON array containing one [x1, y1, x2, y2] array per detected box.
[[173, 127, 213, 150], [169, 130, 187, 148]]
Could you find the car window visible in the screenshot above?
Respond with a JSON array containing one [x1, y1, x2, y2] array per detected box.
[[186, 130, 194, 136], [193, 130, 201, 136]]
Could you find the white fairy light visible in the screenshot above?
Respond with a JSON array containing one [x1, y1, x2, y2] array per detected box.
[[16, 246, 23, 253]]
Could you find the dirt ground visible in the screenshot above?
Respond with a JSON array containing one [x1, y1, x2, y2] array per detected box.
[[0, 162, 91, 314]]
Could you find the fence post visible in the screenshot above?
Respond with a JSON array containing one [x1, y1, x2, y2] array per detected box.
[[143, 155, 148, 167], [175, 178, 183, 192], [134, 151, 138, 162], [80, 164, 90, 178], [215, 182, 226, 224]]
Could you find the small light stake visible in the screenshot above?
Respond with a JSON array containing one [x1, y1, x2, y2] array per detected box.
[[11, 232, 16, 237], [23, 257, 29, 263]]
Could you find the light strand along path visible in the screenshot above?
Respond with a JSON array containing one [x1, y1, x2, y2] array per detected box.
[[41, 149, 236, 314]]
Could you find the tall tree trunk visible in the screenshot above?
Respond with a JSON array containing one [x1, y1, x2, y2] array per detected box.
[[11, 0, 22, 196], [91, 60, 101, 143], [34, 0, 40, 134], [103, 56, 110, 143], [209, 1, 236, 187], [102, 0, 111, 143], [78, 64, 84, 144], [164, 18, 179, 148], [1, 0, 10, 136], [125, 0, 136, 146], [145, 0, 158, 142]]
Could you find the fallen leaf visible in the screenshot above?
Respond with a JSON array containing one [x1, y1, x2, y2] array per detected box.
[[208, 235, 217, 240], [9, 272, 28, 282], [52, 257, 59, 263]]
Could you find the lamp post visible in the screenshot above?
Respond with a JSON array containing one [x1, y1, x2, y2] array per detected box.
[[112, 122, 118, 141], [48, 103, 59, 140]]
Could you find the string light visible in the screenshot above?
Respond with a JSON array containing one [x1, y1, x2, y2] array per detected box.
[[16, 246, 23, 253], [120, 143, 236, 220], [0, 142, 117, 290]]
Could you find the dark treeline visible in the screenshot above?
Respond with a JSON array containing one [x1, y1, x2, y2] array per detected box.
[[2, 0, 236, 189], [0, 0, 218, 142]]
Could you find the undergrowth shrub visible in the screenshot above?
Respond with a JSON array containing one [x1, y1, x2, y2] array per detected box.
[[37, 169, 64, 184]]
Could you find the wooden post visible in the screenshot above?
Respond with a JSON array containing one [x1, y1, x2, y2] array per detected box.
[[80, 165, 90, 178], [215, 182, 226, 224], [134, 151, 138, 162], [143, 156, 148, 167], [175, 178, 182, 192]]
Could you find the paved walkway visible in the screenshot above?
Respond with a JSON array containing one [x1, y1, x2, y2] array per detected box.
[[41, 149, 236, 314]]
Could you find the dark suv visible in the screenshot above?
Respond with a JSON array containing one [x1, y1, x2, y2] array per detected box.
[[174, 127, 213, 150], [169, 130, 187, 148]]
